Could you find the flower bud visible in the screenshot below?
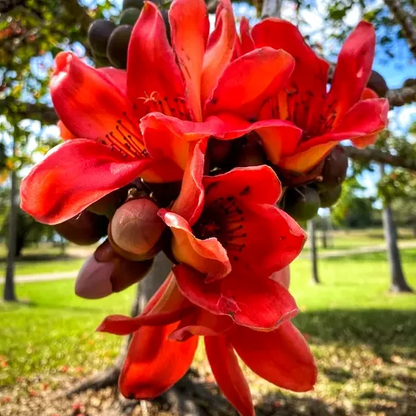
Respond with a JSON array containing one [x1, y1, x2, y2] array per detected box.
[[318, 146, 348, 189], [109, 198, 165, 261], [54, 211, 108, 245], [75, 240, 153, 299], [234, 135, 267, 167], [87, 187, 129, 218]]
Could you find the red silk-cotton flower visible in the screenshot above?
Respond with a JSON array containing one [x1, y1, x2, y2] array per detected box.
[[156, 142, 306, 330], [20, 0, 299, 225], [235, 18, 389, 174], [98, 269, 317, 416]]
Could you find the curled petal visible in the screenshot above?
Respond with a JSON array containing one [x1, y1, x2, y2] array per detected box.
[[201, 0, 236, 103], [252, 19, 329, 130], [173, 264, 299, 330], [51, 52, 139, 145], [231, 321, 317, 392], [98, 67, 127, 95], [20, 140, 152, 225], [171, 141, 206, 226], [127, 2, 184, 106], [169, 309, 233, 341], [159, 210, 231, 280], [98, 274, 194, 335], [240, 17, 255, 54], [328, 21, 376, 122], [205, 336, 254, 416], [203, 164, 282, 206], [169, 0, 209, 121], [119, 322, 198, 399], [205, 47, 295, 119]]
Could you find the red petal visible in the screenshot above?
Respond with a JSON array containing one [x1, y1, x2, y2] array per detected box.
[[171, 141, 206, 225], [271, 266, 290, 289], [159, 210, 231, 280], [169, 309, 233, 341], [127, 2, 184, 107], [205, 47, 295, 119], [201, 0, 235, 103], [327, 21, 376, 122], [173, 264, 299, 330], [119, 322, 198, 399], [231, 321, 317, 392], [252, 19, 329, 130], [58, 120, 76, 140], [203, 164, 282, 206], [20, 139, 151, 225], [240, 17, 255, 54], [227, 202, 306, 279], [205, 336, 254, 416], [297, 98, 389, 152], [169, 0, 209, 121], [98, 67, 127, 95], [278, 142, 336, 173], [51, 53, 140, 146], [253, 114, 303, 164], [98, 275, 194, 335]]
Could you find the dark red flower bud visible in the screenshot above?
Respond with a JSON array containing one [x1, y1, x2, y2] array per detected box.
[[109, 198, 165, 261], [367, 70, 388, 98], [54, 211, 108, 245], [75, 240, 153, 299]]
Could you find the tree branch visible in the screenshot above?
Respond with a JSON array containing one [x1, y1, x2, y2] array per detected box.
[[386, 79, 416, 107], [344, 146, 416, 171], [384, 0, 416, 59]]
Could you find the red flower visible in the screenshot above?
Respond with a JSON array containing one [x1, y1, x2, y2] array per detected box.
[[98, 270, 317, 416], [156, 142, 305, 330], [234, 19, 389, 174], [20, 0, 297, 225]]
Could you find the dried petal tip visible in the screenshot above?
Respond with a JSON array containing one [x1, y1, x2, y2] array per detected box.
[[75, 255, 114, 299], [109, 198, 165, 260]]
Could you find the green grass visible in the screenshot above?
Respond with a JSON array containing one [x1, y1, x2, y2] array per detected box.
[[0, 281, 134, 386]]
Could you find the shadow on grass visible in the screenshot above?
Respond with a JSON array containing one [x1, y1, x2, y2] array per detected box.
[[293, 309, 416, 360]]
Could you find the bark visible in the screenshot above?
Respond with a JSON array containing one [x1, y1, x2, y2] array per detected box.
[[261, 0, 282, 18], [382, 205, 413, 292], [343, 145, 416, 172], [308, 219, 320, 284], [387, 81, 416, 107], [3, 138, 18, 302], [379, 164, 413, 293], [383, 0, 416, 59]]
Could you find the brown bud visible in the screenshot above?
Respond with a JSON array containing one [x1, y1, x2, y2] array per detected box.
[[318, 146, 348, 189], [367, 70, 388, 98], [109, 198, 165, 261], [208, 138, 233, 167], [54, 211, 108, 245], [234, 135, 267, 167], [75, 240, 153, 299], [143, 181, 181, 207], [87, 187, 129, 217]]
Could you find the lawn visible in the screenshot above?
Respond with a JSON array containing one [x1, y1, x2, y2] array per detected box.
[[0, 248, 415, 415]]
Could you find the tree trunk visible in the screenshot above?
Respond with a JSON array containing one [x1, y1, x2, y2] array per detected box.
[[382, 205, 413, 293], [3, 138, 18, 302], [379, 164, 413, 293], [308, 219, 320, 284], [261, 0, 282, 18]]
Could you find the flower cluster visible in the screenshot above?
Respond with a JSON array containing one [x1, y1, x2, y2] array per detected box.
[[20, 0, 388, 414]]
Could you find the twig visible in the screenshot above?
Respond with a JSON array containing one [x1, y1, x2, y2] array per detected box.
[[384, 0, 416, 59]]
